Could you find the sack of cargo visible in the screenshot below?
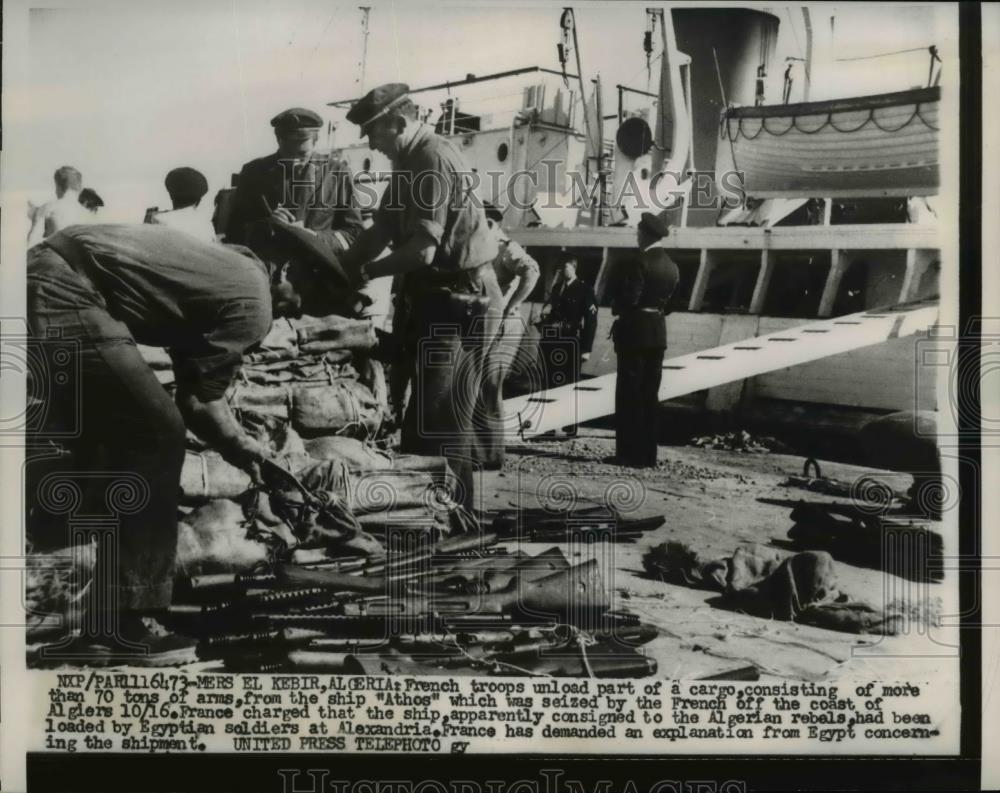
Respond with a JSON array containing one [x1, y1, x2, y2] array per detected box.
[[176, 499, 269, 576], [294, 459, 451, 516], [293, 314, 377, 350], [180, 451, 252, 503], [290, 380, 382, 437], [227, 379, 383, 436], [303, 436, 394, 471]]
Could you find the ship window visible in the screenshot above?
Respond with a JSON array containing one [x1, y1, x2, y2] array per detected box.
[[362, 157, 371, 172], [762, 252, 831, 319], [497, 142, 509, 162], [830, 251, 908, 315], [666, 253, 701, 312], [640, 168, 649, 179], [700, 252, 761, 313]]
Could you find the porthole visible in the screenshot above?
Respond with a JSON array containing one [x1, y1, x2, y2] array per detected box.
[[363, 157, 372, 171], [497, 142, 509, 162]]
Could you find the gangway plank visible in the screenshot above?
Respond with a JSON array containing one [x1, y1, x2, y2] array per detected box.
[[503, 300, 939, 440]]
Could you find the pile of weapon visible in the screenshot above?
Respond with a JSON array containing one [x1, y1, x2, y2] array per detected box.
[[170, 529, 659, 677]]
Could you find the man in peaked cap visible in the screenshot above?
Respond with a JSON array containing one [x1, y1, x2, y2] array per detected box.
[[225, 107, 363, 268], [149, 167, 217, 244], [340, 82, 501, 510], [610, 211, 679, 467]]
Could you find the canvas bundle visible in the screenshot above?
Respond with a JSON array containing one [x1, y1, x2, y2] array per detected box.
[[227, 379, 383, 437]]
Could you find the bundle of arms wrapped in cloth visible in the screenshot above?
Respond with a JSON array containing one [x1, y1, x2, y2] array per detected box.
[[168, 528, 659, 677], [642, 541, 908, 635]]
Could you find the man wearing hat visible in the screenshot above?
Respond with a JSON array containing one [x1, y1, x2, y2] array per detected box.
[[340, 83, 501, 509], [225, 108, 362, 262], [610, 212, 679, 467], [149, 167, 217, 244]]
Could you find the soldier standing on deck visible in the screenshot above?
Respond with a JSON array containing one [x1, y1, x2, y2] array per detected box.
[[540, 254, 597, 390], [340, 83, 501, 510], [225, 108, 363, 263], [611, 212, 679, 467]]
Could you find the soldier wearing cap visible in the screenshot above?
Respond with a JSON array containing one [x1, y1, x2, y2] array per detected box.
[[610, 212, 679, 467], [225, 107, 363, 266], [341, 83, 501, 509], [149, 167, 216, 244]]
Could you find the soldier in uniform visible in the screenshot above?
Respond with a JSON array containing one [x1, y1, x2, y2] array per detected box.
[[26, 224, 280, 662], [340, 83, 501, 509], [225, 107, 363, 261], [611, 212, 679, 467], [540, 254, 597, 390], [471, 210, 540, 467]]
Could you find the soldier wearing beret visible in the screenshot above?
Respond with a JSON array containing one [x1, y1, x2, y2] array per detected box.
[[341, 83, 501, 509], [225, 108, 363, 264], [611, 212, 679, 467], [149, 166, 216, 244]]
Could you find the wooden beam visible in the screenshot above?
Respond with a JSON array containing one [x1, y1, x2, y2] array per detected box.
[[688, 250, 717, 311], [749, 249, 775, 314], [818, 249, 848, 317], [593, 247, 612, 303], [511, 224, 939, 251], [899, 248, 938, 302]]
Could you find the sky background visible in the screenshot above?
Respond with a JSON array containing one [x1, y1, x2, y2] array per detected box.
[[2, 1, 949, 230]]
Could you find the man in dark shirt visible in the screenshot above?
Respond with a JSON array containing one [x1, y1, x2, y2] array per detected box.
[[225, 108, 363, 260], [340, 83, 501, 509], [26, 224, 275, 662], [611, 212, 680, 467], [540, 254, 597, 391]]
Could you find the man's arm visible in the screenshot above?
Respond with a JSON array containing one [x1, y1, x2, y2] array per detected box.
[[341, 221, 394, 276], [363, 232, 436, 279], [26, 204, 50, 247], [502, 242, 540, 313], [308, 158, 365, 251], [176, 388, 267, 474]]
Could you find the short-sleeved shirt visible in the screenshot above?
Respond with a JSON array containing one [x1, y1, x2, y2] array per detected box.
[[375, 123, 497, 272], [490, 223, 540, 296], [29, 224, 272, 400]]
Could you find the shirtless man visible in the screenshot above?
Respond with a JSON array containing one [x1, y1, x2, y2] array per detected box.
[[27, 166, 91, 246]]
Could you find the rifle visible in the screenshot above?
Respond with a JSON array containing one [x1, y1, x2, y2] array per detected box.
[[342, 559, 608, 619]]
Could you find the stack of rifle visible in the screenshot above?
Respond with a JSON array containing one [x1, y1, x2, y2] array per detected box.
[[170, 530, 659, 677]]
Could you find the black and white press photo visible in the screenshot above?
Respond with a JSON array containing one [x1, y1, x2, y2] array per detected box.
[[0, 1, 992, 791]]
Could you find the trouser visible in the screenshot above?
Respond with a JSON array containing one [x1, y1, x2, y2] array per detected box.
[[26, 250, 186, 616], [471, 309, 528, 469], [615, 346, 665, 467], [396, 280, 496, 510]]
